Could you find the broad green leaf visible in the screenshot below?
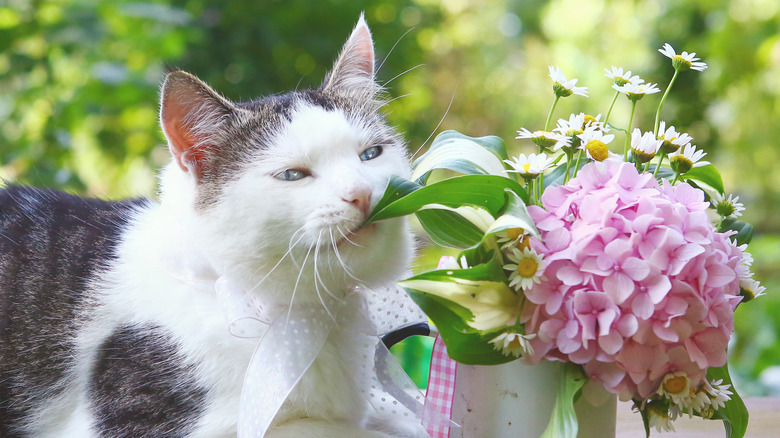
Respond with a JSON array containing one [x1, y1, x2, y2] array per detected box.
[[370, 175, 421, 221], [718, 218, 754, 245], [416, 209, 485, 248], [684, 164, 725, 195], [368, 174, 528, 222], [707, 363, 749, 438], [540, 363, 588, 438], [408, 260, 507, 284], [411, 136, 508, 181], [401, 286, 515, 365], [485, 190, 540, 239]]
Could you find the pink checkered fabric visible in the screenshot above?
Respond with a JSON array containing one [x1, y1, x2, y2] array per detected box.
[[423, 335, 458, 438]]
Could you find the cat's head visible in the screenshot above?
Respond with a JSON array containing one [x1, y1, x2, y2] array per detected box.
[[157, 16, 413, 304]]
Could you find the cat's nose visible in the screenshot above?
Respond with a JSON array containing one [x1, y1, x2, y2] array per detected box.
[[343, 188, 371, 218]]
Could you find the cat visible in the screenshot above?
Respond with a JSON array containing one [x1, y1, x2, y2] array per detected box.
[[0, 15, 427, 438]]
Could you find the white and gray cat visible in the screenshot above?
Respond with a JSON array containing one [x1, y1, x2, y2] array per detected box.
[[0, 16, 426, 438]]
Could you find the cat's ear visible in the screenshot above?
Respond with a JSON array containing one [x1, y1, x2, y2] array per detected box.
[[160, 70, 235, 179], [322, 13, 379, 97]]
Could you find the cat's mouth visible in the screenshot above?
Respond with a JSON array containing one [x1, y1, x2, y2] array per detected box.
[[335, 223, 377, 247]]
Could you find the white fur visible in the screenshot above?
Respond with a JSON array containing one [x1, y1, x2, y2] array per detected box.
[[29, 104, 421, 437]]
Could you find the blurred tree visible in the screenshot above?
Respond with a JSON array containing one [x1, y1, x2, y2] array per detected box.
[[1, 0, 778, 392]]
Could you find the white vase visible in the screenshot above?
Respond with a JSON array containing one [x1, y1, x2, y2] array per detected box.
[[449, 360, 616, 438]]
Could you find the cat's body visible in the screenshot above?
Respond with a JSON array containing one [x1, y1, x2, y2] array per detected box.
[[0, 17, 423, 438]]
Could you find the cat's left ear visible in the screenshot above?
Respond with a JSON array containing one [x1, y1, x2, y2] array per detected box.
[[322, 13, 379, 97], [160, 70, 236, 179]]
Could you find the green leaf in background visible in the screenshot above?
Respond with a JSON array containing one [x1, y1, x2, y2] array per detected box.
[[707, 363, 749, 438], [485, 189, 540, 239], [539, 363, 587, 438], [684, 164, 725, 195], [718, 218, 754, 245], [412, 130, 509, 183], [369, 175, 422, 222], [368, 174, 528, 222]]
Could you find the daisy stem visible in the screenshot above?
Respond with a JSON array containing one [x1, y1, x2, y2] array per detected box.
[[563, 151, 573, 184], [604, 90, 620, 125], [654, 70, 679, 136], [572, 149, 584, 179], [652, 151, 667, 177], [544, 95, 561, 132], [624, 100, 637, 161]]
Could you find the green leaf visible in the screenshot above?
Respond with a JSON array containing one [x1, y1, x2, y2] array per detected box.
[[401, 286, 515, 365], [718, 218, 754, 245], [412, 130, 509, 183], [684, 164, 725, 195], [369, 175, 422, 221], [485, 189, 540, 239], [540, 363, 588, 438], [368, 174, 528, 223], [416, 209, 485, 248], [707, 363, 749, 438]]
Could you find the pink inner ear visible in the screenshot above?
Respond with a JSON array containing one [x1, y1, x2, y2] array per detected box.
[[350, 22, 375, 77]]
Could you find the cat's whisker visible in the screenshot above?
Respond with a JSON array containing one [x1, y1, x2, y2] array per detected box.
[[379, 93, 412, 109], [288, 226, 309, 268], [376, 26, 414, 75], [312, 231, 337, 322], [244, 226, 308, 298], [287, 240, 315, 326], [329, 227, 366, 285], [413, 90, 456, 159], [336, 225, 362, 248], [381, 64, 424, 89]]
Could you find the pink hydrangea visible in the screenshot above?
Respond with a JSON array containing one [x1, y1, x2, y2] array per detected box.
[[522, 160, 745, 402]]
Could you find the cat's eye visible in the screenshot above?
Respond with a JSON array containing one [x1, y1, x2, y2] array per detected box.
[[359, 145, 383, 161], [275, 169, 309, 181]]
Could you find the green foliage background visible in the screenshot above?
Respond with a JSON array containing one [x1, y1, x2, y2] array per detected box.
[[2, 0, 779, 393]]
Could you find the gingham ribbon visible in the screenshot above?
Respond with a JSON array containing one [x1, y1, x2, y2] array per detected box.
[[423, 335, 458, 437]]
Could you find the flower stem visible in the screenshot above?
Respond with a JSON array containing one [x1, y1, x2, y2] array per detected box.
[[654, 70, 679, 136], [624, 100, 637, 161], [653, 151, 667, 177], [604, 90, 620, 125], [544, 95, 561, 132], [572, 150, 583, 178]]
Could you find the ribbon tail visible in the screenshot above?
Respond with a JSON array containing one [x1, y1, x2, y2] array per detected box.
[[423, 335, 459, 437], [237, 308, 336, 437]]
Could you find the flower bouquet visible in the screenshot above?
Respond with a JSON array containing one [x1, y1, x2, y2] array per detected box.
[[367, 44, 763, 437]]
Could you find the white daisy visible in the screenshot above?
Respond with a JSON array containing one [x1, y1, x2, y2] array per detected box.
[[604, 66, 641, 86], [659, 43, 708, 72], [740, 277, 766, 302], [711, 193, 745, 218], [612, 80, 661, 102], [657, 371, 692, 407], [630, 128, 662, 163], [657, 121, 693, 154], [577, 126, 615, 162], [496, 227, 531, 250], [702, 379, 732, 411], [647, 403, 675, 433], [504, 153, 555, 180], [548, 65, 588, 97], [669, 143, 709, 174], [516, 127, 564, 150], [503, 247, 545, 291], [489, 331, 536, 358]]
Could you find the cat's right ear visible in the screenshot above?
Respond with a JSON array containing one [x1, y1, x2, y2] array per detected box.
[[160, 71, 235, 179]]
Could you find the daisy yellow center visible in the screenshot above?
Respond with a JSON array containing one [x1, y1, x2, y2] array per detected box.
[[516, 236, 531, 251], [586, 140, 609, 161], [516, 257, 538, 278], [662, 375, 688, 395], [507, 336, 524, 350], [522, 163, 532, 173], [506, 228, 525, 239], [582, 114, 598, 129]]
